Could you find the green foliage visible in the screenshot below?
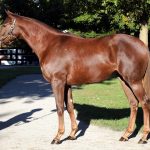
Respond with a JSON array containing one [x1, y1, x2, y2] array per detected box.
[[112, 12, 139, 34], [0, 0, 150, 38], [68, 28, 115, 38], [74, 13, 100, 24], [117, 0, 150, 28], [66, 0, 150, 35]]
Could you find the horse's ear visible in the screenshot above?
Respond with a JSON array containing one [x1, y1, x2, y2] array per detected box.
[[5, 10, 14, 18]]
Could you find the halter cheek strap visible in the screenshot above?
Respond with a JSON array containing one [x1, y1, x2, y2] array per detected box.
[[0, 19, 17, 44], [8, 19, 16, 35]]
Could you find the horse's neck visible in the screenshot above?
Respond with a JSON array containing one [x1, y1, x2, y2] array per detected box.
[[18, 19, 57, 60]]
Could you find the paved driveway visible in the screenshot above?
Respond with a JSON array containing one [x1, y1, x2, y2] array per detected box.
[[0, 75, 149, 150]]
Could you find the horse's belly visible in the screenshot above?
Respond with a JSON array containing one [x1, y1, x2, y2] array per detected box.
[[67, 65, 114, 85]]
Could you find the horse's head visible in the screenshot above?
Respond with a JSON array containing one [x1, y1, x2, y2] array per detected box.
[[0, 11, 19, 48]]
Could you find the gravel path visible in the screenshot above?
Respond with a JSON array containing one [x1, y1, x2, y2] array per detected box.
[[0, 74, 149, 150]]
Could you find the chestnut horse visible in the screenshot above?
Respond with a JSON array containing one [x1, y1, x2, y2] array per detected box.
[[0, 11, 150, 144]]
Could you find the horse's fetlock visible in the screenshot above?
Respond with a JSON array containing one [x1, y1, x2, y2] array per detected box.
[[58, 129, 65, 135], [143, 129, 150, 134], [126, 128, 133, 134]]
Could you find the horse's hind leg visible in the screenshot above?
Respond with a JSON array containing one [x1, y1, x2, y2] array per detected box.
[[119, 79, 139, 141], [128, 81, 150, 143], [64, 85, 78, 140]]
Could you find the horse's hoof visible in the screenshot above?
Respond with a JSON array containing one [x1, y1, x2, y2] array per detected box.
[[51, 139, 61, 144], [67, 136, 77, 140], [138, 139, 147, 144], [119, 137, 128, 141]]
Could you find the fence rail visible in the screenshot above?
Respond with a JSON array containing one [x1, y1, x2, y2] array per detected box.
[[0, 48, 38, 66]]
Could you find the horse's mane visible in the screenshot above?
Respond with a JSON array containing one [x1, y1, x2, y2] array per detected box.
[[13, 14, 62, 34], [8, 12, 85, 39]]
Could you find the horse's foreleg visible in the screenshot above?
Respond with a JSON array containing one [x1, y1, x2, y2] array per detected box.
[[119, 79, 139, 141], [64, 85, 78, 140], [51, 78, 65, 144]]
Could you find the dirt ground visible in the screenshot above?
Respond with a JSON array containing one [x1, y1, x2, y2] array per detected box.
[[0, 75, 150, 150]]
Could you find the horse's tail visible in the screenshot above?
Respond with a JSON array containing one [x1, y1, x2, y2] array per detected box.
[[143, 53, 150, 102]]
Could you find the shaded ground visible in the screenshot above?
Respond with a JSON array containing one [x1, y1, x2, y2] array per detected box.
[[0, 75, 149, 150]]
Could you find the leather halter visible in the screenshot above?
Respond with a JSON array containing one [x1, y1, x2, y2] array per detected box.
[[0, 19, 16, 47]]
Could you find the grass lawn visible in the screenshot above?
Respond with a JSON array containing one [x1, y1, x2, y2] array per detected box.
[[73, 79, 143, 131], [0, 67, 143, 131]]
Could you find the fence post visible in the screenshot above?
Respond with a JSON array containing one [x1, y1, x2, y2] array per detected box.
[[0, 48, 38, 66]]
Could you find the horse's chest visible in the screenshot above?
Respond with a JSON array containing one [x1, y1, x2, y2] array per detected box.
[[40, 61, 67, 82]]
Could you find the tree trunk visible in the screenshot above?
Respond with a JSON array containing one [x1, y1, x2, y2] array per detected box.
[[139, 23, 148, 46]]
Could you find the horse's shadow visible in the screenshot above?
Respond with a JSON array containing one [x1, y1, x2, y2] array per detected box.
[[0, 108, 42, 130], [74, 104, 143, 140]]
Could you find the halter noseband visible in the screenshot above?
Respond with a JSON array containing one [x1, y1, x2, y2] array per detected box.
[[0, 19, 16, 47]]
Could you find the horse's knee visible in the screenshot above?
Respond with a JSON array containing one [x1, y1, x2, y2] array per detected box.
[[57, 107, 64, 116], [130, 100, 138, 110]]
